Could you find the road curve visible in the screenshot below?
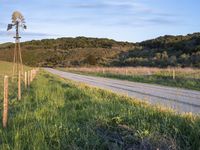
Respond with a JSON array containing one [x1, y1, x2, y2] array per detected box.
[[44, 68, 200, 114]]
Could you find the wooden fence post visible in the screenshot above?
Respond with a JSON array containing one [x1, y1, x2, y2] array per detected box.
[[33, 69, 35, 80], [25, 71, 27, 89], [32, 69, 34, 81], [173, 69, 175, 80], [28, 71, 30, 86], [30, 70, 33, 83], [3, 76, 8, 128], [18, 71, 21, 100], [27, 71, 29, 87]]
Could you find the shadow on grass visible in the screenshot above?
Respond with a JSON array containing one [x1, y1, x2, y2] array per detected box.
[[0, 71, 199, 150]]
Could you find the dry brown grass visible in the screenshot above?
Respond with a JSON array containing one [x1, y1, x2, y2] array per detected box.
[[64, 67, 200, 79]]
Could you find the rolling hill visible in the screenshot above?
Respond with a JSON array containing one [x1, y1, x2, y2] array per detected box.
[[0, 33, 200, 67], [114, 33, 200, 67], [0, 37, 135, 67]]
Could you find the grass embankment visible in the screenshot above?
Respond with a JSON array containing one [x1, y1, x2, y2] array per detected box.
[[0, 61, 31, 78], [0, 70, 200, 149], [0, 61, 31, 103], [59, 67, 200, 91]]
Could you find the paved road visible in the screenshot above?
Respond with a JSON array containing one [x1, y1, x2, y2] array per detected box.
[[45, 68, 200, 114]]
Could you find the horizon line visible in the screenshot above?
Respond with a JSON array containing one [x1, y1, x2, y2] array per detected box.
[[0, 31, 199, 44]]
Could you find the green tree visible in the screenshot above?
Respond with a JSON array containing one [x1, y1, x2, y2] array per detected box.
[[155, 53, 161, 60], [162, 51, 168, 60], [86, 55, 97, 65]]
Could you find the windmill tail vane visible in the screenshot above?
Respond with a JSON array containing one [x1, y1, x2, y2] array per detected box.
[[7, 24, 13, 31]]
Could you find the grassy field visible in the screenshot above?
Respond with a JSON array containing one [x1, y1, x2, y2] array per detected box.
[[0, 61, 31, 109], [0, 61, 31, 75], [0, 67, 200, 149], [59, 67, 200, 91]]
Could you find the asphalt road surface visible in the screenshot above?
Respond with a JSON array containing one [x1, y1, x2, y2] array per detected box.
[[45, 68, 200, 114]]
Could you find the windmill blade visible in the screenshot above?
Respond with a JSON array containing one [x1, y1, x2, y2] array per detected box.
[[12, 11, 24, 23], [7, 24, 13, 31], [23, 24, 27, 29]]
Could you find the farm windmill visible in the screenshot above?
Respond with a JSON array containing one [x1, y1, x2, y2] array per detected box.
[[7, 11, 27, 77]]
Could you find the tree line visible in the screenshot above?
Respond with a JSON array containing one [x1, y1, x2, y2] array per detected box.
[[0, 34, 199, 68]]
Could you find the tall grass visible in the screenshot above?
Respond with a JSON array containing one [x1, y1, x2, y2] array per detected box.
[[0, 71, 199, 149], [60, 67, 200, 91], [0, 61, 31, 110], [64, 67, 200, 78], [0, 61, 31, 76]]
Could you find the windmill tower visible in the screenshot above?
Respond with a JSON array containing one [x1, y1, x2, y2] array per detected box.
[[7, 11, 27, 77]]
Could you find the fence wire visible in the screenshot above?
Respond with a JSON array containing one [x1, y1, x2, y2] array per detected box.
[[0, 69, 38, 112], [64, 67, 200, 90]]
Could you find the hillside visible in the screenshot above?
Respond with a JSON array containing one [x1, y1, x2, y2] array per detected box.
[[0, 33, 200, 67], [115, 33, 200, 67], [0, 37, 135, 67]]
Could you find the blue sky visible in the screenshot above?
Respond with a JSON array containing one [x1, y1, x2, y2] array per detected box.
[[0, 0, 199, 43]]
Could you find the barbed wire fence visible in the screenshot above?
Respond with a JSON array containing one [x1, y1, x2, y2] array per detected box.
[[66, 67, 200, 91], [67, 67, 200, 80], [0, 68, 39, 128]]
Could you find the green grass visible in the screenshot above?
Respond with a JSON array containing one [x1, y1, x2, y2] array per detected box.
[[96, 73, 200, 91], [0, 70, 200, 149], [59, 68, 200, 91], [0, 61, 31, 75], [0, 61, 32, 109]]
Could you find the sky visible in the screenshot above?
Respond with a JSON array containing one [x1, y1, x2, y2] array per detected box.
[[0, 0, 200, 43]]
